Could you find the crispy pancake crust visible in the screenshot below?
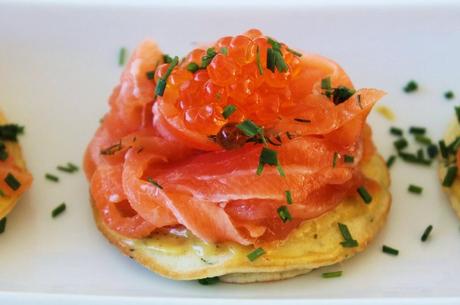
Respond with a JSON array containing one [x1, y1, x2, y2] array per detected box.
[[439, 120, 460, 219], [0, 111, 30, 219], [91, 146, 391, 283]]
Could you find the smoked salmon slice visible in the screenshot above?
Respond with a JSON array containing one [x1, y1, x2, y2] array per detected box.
[[85, 29, 384, 244]]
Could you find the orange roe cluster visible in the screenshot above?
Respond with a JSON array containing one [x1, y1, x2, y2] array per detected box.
[[155, 29, 305, 135]]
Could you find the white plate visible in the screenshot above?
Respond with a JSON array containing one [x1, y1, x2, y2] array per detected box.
[[0, 1, 460, 304]]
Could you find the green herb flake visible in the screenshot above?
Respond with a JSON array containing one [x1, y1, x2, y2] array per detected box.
[[393, 138, 408, 151], [52, 202, 66, 218], [344, 155, 354, 163], [236, 120, 262, 137], [147, 177, 163, 189], [456, 106, 460, 124], [163, 54, 173, 63], [427, 144, 438, 159], [398, 152, 432, 166], [256, 147, 284, 176], [222, 104, 237, 119], [247, 247, 266, 261], [444, 91, 454, 100], [146, 71, 155, 80], [287, 47, 302, 57], [186, 62, 200, 73], [408, 184, 423, 194], [285, 190, 293, 205], [256, 46, 263, 75], [0, 142, 8, 161], [357, 186, 372, 204], [198, 277, 219, 285], [332, 152, 339, 167], [442, 166, 458, 187], [4, 173, 20, 191], [277, 205, 292, 223], [322, 271, 342, 279], [390, 127, 403, 136], [45, 173, 59, 182], [332, 86, 355, 105], [382, 245, 399, 256], [57, 162, 79, 173], [386, 155, 397, 168], [403, 80, 418, 93], [409, 126, 426, 135], [118, 47, 127, 66], [439, 140, 448, 159], [0, 124, 24, 142], [0, 217, 6, 234], [414, 135, 432, 145], [421, 225, 433, 242], [155, 56, 179, 97], [201, 47, 217, 68], [321, 77, 332, 90], [338, 223, 359, 248], [220, 47, 228, 56], [100, 141, 123, 156]]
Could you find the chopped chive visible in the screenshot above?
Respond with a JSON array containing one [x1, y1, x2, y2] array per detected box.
[[398, 152, 432, 165], [403, 80, 418, 93], [455, 106, 460, 124], [417, 148, 424, 160], [447, 137, 460, 154], [222, 104, 237, 119], [338, 223, 358, 248], [421, 225, 433, 242], [0, 124, 24, 142], [382, 245, 399, 256], [186, 62, 200, 73], [257, 147, 281, 176], [442, 166, 458, 187], [444, 91, 454, 100], [427, 144, 438, 159], [357, 94, 363, 109], [52, 203, 66, 218], [155, 56, 179, 96], [118, 47, 127, 66], [408, 184, 423, 194], [146, 71, 155, 80], [409, 126, 426, 135], [322, 271, 342, 279], [45, 173, 59, 182], [386, 155, 397, 168], [247, 247, 266, 261], [357, 186, 372, 204], [201, 47, 217, 68], [344, 155, 354, 163], [163, 54, 173, 63], [439, 140, 448, 159], [332, 152, 339, 167], [0, 143, 8, 161], [4, 173, 20, 191], [277, 205, 292, 223], [0, 189, 5, 197], [415, 134, 432, 145], [285, 190, 293, 204], [236, 120, 262, 137], [321, 77, 331, 90], [57, 162, 79, 173], [267, 37, 282, 49], [198, 277, 219, 285], [147, 177, 163, 189], [266, 48, 276, 72], [256, 46, 263, 75], [287, 47, 302, 57], [390, 127, 403, 136], [294, 118, 311, 123], [332, 86, 355, 105], [273, 51, 288, 73], [393, 138, 408, 150], [100, 141, 123, 155], [0, 217, 6, 234], [220, 47, 228, 56]]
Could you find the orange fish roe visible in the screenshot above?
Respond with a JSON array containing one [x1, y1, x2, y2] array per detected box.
[[156, 29, 312, 136]]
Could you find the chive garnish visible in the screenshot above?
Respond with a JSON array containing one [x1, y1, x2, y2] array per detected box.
[[332, 152, 339, 167], [403, 80, 418, 93], [256, 46, 263, 75], [237, 120, 262, 137], [201, 47, 217, 68], [357, 186, 372, 204], [447, 137, 460, 154], [287, 47, 302, 57], [414, 134, 432, 145], [4, 173, 20, 191], [277, 206, 292, 223], [398, 152, 432, 165], [416, 148, 424, 160], [408, 184, 423, 194], [155, 56, 179, 97], [344, 155, 354, 163], [52, 203, 66, 218], [247, 247, 266, 261], [444, 91, 454, 100], [386, 155, 396, 168], [0, 142, 8, 161], [338, 223, 358, 248], [421, 225, 433, 242], [322, 271, 342, 279], [455, 106, 460, 124], [100, 141, 123, 155], [45, 173, 59, 182], [0, 189, 5, 197], [0, 124, 24, 142], [332, 86, 355, 105], [442, 166, 458, 187], [186, 62, 200, 73], [0, 217, 6, 234], [118, 47, 127, 66], [147, 177, 163, 189], [390, 127, 403, 136], [222, 104, 237, 119], [220, 47, 228, 56], [285, 190, 293, 204], [57, 162, 79, 173], [321, 77, 332, 91], [294, 118, 311, 123], [409, 126, 426, 135], [273, 50, 288, 72], [266, 38, 288, 73], [427, 144, 438, 159], [439, 140, 448, 159], [146, 71, 155, 80], [257, 147, 284, 176], [163, 54, 173, 63], [198, 277, 219, 285], [382, 245, 399, 256], [393, 138, 408, 150]]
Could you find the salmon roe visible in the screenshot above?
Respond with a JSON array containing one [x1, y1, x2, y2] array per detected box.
[[160, 29, 307, 135]]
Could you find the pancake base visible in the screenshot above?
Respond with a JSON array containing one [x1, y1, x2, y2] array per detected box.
[[91, 151, 391, 283]]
